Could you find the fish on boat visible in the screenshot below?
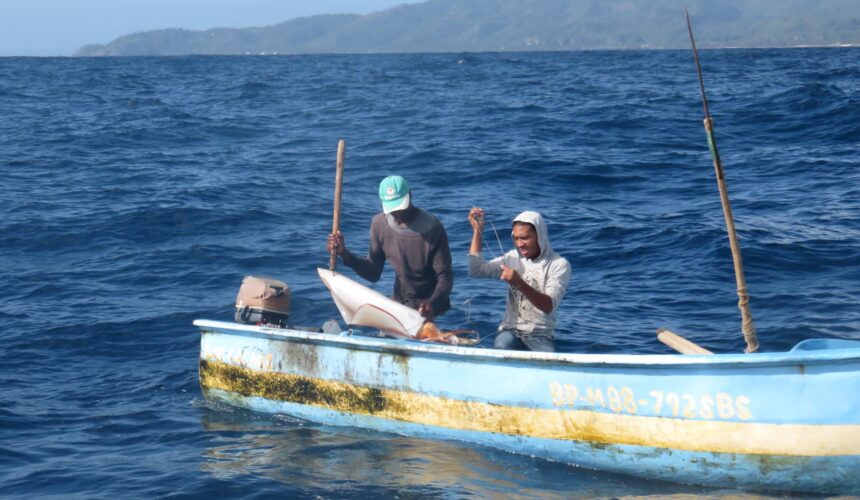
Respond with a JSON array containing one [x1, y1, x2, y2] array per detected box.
[[317, 268, 476, 344], [195, 269, 860, 495]]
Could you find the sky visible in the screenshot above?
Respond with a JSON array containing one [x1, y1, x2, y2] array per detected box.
[[1, 0, 424, 57]]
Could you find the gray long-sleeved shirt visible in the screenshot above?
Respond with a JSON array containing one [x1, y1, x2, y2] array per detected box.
[[343, 208, 453, 317]]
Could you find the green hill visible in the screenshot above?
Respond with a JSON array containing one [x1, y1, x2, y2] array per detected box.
[[75, 0, 860, 56]]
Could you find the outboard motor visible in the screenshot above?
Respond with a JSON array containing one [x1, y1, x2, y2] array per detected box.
[[234, 276, 291, 328]]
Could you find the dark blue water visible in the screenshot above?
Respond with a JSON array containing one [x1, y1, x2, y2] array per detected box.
[[1, 49, 858, 498]]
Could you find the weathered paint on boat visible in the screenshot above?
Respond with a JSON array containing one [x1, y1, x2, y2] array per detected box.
[[195, 319, 860, 494]]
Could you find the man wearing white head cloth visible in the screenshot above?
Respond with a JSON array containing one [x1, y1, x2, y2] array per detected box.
[[467, 207, 571, 352]]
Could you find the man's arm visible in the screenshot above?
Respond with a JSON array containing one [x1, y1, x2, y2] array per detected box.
[[469, 207, 484, 255], [467, 206, 505, 279], [328, 222, 386, 282], [344, 225, 386, 282], [500, 265, 554, 314], [424, 226, 453, 317], [542, 258, 572, 311]]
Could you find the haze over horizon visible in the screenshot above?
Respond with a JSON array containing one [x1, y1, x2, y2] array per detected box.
[[1, 0, 423, 56]]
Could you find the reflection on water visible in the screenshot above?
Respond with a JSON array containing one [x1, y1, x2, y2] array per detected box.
[[197, 402, 794, 499]]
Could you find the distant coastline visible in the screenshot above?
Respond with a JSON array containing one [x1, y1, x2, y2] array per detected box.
[[73, 43, 860, 59], [74, 0, 860, 57]]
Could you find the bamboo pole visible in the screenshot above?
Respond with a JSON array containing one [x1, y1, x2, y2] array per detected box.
[[329, 139, 346, 271], [685, 9, 759, 353]]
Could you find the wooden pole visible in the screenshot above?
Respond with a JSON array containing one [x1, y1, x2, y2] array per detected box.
[[657, 328, 714, 355], [329, 139, 346, 271], [685, 9, 759, 353]]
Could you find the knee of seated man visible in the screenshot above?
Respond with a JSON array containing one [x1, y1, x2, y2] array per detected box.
[[493, 330, 520, 350], [522, 335, 556, 353]]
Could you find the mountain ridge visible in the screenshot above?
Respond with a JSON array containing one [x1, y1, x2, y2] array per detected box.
[[75, 0, 860, 56]]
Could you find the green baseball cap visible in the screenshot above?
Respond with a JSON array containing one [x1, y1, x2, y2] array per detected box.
[[378, 175, 411, 213]]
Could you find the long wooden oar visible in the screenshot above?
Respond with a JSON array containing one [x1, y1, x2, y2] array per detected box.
[[685, 9, 759, 353], [329, 139, 346, 271]]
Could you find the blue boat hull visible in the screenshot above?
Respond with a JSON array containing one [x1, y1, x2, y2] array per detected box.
[[195, 320, 860, 494]]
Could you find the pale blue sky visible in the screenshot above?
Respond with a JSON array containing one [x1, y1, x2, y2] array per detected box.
[[1, 0, 424, 56]]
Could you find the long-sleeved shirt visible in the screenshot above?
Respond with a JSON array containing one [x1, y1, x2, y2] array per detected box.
[[469, 211, 570, 338], [343, 208, 453, 317]]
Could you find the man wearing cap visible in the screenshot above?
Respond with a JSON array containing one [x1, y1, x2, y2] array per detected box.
[[327, 176, 453, 319], [466, 207, 571, 352]]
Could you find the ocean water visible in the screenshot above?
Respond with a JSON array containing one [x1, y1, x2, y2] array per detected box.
[[1, 49, 858, 498]]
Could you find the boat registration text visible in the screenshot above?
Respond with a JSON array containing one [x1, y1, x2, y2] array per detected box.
[[548, 382, 752, 421]]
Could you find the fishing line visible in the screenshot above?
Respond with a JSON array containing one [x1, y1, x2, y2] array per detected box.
[[481, 215, 525, 313], [480, 215, 506, 259], [466, 214, 509, 319]]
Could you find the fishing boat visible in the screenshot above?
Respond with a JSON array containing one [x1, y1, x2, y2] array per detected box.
[[195, 295, 860, 494], [196, 14, 859, 495]]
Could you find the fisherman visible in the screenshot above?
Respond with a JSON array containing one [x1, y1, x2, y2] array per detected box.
[[327, 176, 453, 319], [467, 207, 571, 352]]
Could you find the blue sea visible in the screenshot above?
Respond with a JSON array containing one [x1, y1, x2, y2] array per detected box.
[[1, 49, 858, 498]]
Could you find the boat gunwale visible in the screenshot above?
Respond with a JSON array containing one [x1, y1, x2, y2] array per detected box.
[[194, 319, 860, 368]]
